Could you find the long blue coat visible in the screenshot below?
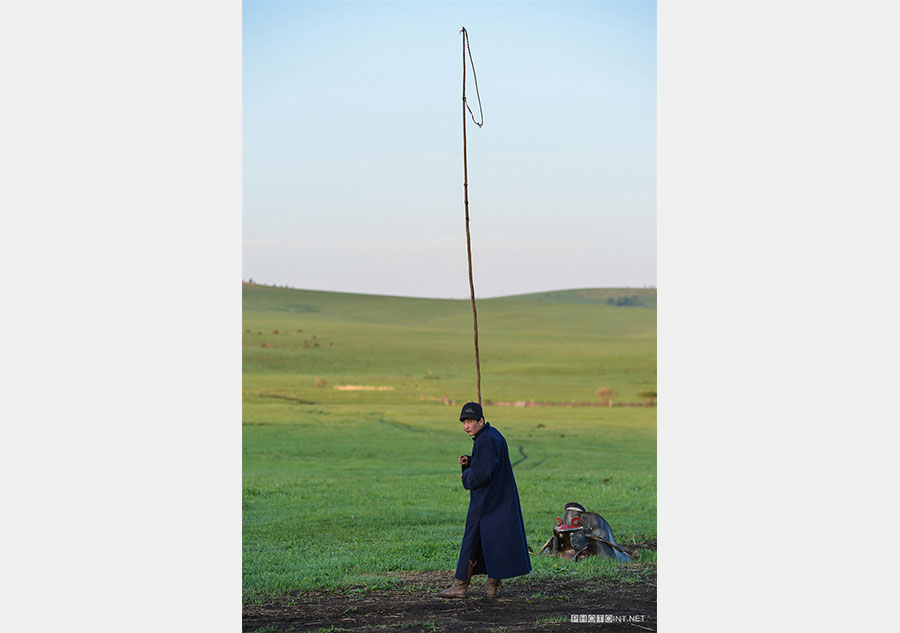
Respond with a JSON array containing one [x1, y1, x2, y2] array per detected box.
[[455, 422, 532, 580]]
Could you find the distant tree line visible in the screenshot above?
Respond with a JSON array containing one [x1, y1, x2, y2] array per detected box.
[[243, 278, 301, 290], [606, 295, 642, 306]]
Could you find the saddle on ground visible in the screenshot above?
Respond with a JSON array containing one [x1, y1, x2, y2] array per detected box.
[[538, 502, 631, 562]]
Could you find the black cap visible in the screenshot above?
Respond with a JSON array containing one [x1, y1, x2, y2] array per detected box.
[[459, 401, 483, 421]]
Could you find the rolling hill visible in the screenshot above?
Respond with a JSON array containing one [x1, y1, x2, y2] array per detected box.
[[242, 283, 656, 404]]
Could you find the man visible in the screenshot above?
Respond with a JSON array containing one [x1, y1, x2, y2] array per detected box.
[[438, 402, 531, 599]]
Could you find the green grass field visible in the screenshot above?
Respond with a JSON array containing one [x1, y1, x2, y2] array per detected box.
[[243, 284, 656, 601]]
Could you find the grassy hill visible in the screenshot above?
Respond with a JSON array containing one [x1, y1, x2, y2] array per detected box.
[[242, 283, 657, 598], [492, 287, 657, 310], [242, 283, 656, 404]]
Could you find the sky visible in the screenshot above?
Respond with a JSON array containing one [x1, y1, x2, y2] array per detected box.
[[243, 0, 656, 298]]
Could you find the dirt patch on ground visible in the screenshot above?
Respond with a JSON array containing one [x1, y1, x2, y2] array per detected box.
[[243, 566, 656, 632]]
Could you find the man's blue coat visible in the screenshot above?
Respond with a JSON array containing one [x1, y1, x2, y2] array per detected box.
[[455, 422, 532, 580]]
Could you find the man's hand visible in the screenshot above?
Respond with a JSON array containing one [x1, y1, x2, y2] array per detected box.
[[459, 455, 469, 467]]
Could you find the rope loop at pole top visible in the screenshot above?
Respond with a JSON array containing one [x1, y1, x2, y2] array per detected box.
[[460, 27, 484, 128]]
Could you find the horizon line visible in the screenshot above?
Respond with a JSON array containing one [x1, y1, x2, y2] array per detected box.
[[241, 280, 657, 301]]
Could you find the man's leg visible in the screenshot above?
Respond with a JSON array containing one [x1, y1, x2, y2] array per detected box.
[[438, 558, 474, 599], [438, 527, 482, 599]]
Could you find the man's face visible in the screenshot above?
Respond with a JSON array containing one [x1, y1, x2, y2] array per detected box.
[[461, 416, 485, 436]]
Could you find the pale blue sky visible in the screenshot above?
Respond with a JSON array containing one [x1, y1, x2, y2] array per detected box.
[[244, 0, 656, 298]]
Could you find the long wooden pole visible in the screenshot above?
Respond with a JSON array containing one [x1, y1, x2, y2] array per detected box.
[[461, 27, 481, 405]]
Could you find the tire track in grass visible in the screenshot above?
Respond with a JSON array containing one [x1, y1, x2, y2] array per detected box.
[[511, 443, 528, 467], [257, 393, 317, 405], [511, 442, 547, 469], [375, 417, 422, 433], [527, 448, 547, 468]]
